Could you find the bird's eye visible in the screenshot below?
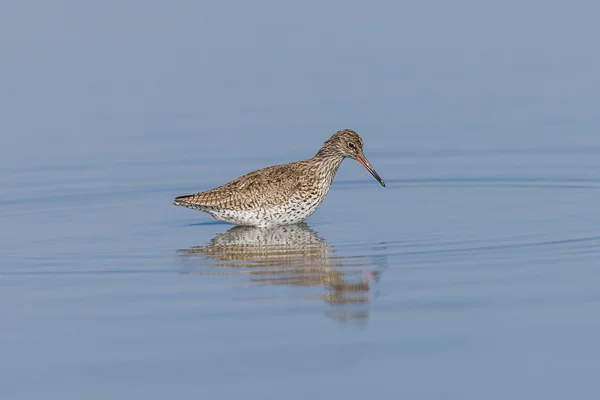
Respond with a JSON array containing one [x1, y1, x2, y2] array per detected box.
[[348, 142, 356, 150]]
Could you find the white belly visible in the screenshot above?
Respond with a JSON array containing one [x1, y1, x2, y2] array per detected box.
[[202, 194, 326, 227]]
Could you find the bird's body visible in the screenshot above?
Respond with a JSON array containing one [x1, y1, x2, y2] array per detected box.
[[174, 129, 385, 227], [175, 158, 341, 226]]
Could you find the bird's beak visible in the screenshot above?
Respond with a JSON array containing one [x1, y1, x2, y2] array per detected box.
[[356, 154, 386, 187]]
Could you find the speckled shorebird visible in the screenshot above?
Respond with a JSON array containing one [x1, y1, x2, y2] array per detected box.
[[173, 129, 385, 227]]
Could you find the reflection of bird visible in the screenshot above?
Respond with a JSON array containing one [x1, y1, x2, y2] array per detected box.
[[179, 224, 387, 323], [173, 129, 385, 227], [183, 223, 336, 268]]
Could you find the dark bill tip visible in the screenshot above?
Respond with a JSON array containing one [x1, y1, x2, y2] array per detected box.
[[357, 156, 386, 187]]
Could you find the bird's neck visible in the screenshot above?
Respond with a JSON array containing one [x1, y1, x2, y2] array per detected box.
[[313, 149, 344, 168], [314, 142, 344, 162], [312, 148, 345, 185]]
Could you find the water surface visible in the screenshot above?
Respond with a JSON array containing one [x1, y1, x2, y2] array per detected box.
[[2, 1, 600, 399]]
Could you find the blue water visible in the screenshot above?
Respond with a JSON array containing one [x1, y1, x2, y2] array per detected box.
[[2, 1, 600, 399]]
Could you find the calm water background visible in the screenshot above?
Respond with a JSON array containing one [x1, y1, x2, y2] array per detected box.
[[2, 1, 600, 399]]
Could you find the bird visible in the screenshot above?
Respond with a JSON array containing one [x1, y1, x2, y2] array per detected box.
[[173, 129, 385, 227]]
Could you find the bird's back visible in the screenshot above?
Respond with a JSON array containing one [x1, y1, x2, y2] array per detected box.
[[174, 159, 314, 211]]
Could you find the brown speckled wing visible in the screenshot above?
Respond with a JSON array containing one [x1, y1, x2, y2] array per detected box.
[[174, 161, 306, 210]]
